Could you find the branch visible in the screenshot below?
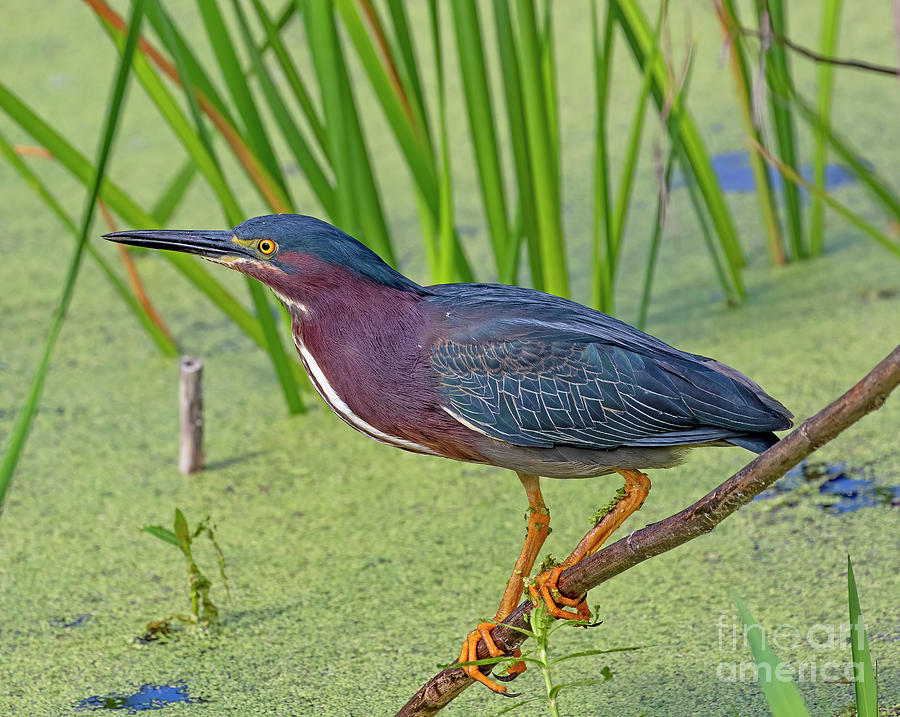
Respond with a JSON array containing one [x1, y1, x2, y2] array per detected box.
[[738, 26, 900, 78], [396, 344, 900, 716]]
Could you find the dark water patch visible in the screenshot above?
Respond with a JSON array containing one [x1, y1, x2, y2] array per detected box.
[[756, 461, 900, 514], [860, 287, 899, 302], [678, 151, 860, 194], [50, 614, 91, 629], [76, 683, 205, 712]]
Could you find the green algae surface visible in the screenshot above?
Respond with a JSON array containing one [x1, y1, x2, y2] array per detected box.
[[2, 2, 899, 715]]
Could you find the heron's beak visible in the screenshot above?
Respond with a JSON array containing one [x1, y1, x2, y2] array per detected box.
[[103, 229, 248, 260]]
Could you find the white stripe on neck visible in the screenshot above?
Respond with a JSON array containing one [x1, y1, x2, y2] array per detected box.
[[292, 333, 439, 456], [272, 289, 309, 316]]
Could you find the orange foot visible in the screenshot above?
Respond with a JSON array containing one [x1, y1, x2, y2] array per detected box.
[[529, 469, 651, 621], [528, 565, 592, 621], [457, 622, 525, 694]]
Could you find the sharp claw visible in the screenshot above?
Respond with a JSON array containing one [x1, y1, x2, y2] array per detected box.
[[497, 690, 521, 698], [494, 671, 520, 682]]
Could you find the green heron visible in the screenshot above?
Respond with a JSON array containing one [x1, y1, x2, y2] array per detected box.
[[105, 214, 791, 693]]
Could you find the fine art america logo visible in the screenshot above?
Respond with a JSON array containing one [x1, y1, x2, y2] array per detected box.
[[716, 615, 868, 683]]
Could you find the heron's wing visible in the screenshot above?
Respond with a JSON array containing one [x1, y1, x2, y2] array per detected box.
[[431, 334, 787, 451]]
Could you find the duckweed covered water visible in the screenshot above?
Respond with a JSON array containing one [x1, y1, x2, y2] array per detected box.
[[1, 2, 899, 715]]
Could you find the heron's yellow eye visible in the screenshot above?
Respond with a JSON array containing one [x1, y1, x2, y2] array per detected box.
[[258, 239, 277, 256]]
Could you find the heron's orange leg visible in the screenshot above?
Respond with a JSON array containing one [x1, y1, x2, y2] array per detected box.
[[458, 473, 548, 693], [529, 469, 651, 620]]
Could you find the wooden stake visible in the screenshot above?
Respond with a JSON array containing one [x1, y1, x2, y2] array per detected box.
[[178, 356, 204, 475]]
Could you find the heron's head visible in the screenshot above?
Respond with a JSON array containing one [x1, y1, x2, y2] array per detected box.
[[104, 214, 425, 298]]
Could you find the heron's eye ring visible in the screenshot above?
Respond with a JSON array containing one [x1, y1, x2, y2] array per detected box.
[[258, 239, 277, 256]]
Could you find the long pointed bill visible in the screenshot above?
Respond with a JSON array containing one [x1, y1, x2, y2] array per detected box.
[[103, 229, 247, 260]]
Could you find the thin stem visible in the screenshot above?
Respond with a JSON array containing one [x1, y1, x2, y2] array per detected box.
[[531, 608, 561, 717], [737, 26, 899, 77]]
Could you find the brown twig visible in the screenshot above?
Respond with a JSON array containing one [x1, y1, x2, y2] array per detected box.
[[738, 26, 900, 77], [396, 344, 900, 716]]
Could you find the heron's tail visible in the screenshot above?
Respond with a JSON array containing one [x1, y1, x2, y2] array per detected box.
[[726, 432, 781, 454]]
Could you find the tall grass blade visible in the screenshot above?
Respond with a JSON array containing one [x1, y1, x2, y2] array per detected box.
[[100, 9, 308, 404], [303, 1, 396, 266], [450, 1, 514, 282], [248, 0, 330, 162], [429, 1, 456, 284], [591, 0, 615, 311], [847, 557, 879, 716], [335, 0, 471, 281], [0, 0, 145, 512], [515, 0, 569, 297], [637, 142, 678, 329], [354, 0, 417, 133], [334, 0, 437, 205], [100, 16, 243, 216], [151, 159, 196, 224], [141, 0, 237, 127], [680, 144, 745, 304], [809, 0, 843, 256], [194, 0, 289, 203], [0, 79, 266, 348], [384, 0, 433, 149], [755, 0, 804, 259], [637, 51, 697, 326], [735, 597, 810, 717], [669, 45, 745, 304], [790, 89, 900, 223], [539, 0, 559, 178], [0, 81, 150, 225], [750, 137, 900, 260], [87, 0, 291, 213], [616, 0, 744, 277], [256, 1, 296, 56], [0, 129, 177, 356], [305, 1, 359, 231], [146, 1, 305, 413], [492, 0, 541, 288], [231, 0, 336, 217], [716, 0, 785, 265], [360, 0, 449, 278], [136, 0, 289, 213], [148, 0, 223, 186], [609, 4, 665, 286]]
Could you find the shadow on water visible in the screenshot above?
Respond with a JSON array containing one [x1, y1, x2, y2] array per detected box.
[[676, 151, 861, 194], [76, 683, 206, 712], [204, 450, 265, 471], [756, 460, 900, 514]]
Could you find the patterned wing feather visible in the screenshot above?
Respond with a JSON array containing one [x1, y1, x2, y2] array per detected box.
[[432, 337, 787, 451]]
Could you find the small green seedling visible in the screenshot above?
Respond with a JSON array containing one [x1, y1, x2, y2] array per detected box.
[[447, 597, 642, 716], [142, 508, 230, 636]]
